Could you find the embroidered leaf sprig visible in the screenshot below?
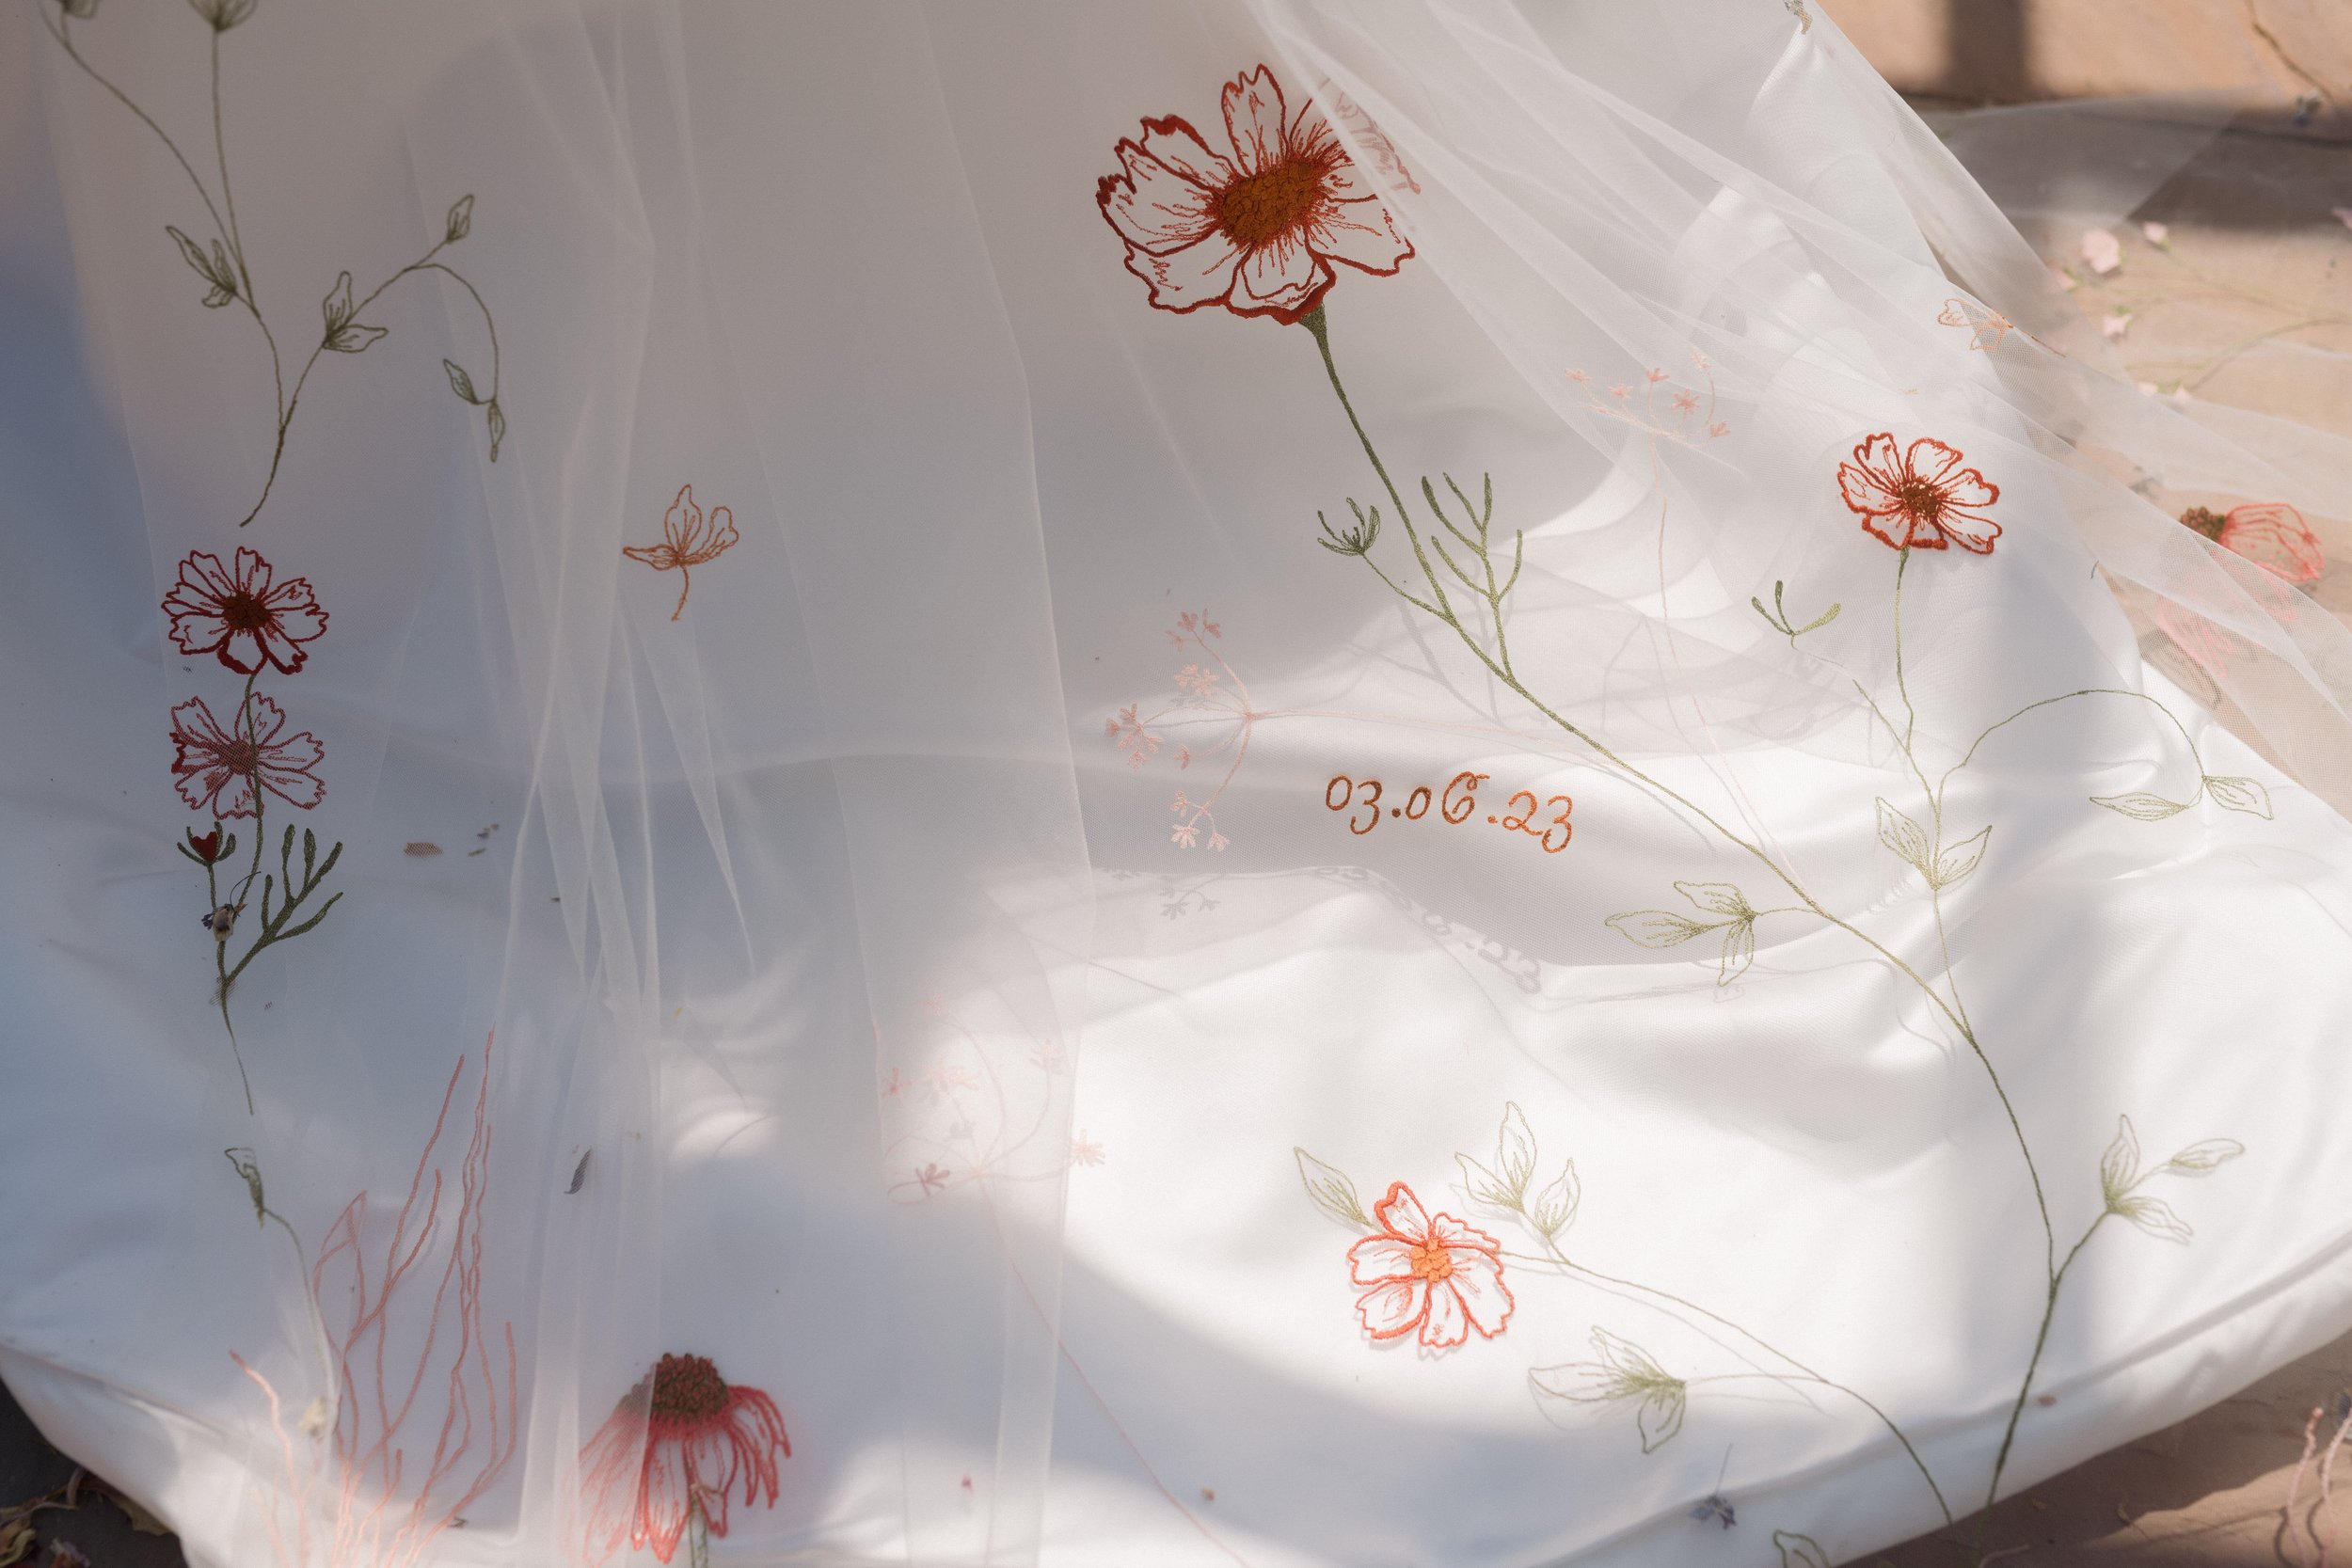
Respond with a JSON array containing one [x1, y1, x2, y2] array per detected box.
[[1295, 1148, 1370, 1229], [444, 194, 474, 245], [1317, 498, 1381, 558], [187, 0, 257, 31], [1751, 579, 1840, 643], [1455, 1101, 1580, 1238], [167, 225, 239, 308], [2096, 1114, 2244, 1243], [320, 271, 388, 355], [2096, 772, 2274, 822], [1605, 880, 1758, 984], [2202, 775, 2272, 818], [1532, 1329, 1688, 1452]]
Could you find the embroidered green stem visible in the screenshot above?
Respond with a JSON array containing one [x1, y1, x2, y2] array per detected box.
[[688, 1498, 710, 1568], [241, 245, 501, 529], [203, 834, 255, 1115], [1508, 1232, 1952, 1525]]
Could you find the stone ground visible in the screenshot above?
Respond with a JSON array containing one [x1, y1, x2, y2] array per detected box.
[[4, 110, 2349, 1568]]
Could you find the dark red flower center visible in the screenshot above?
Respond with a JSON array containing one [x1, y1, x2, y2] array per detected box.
[[648, 1353, 730, 1425], [216, 737, 262, 774], [218, 590, 271, 633], [1214, 156, 1327, 249], [1898, 478, 1947, 524]]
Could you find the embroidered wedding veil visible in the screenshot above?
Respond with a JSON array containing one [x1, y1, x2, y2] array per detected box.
[[5, 2, 2351, 1565]]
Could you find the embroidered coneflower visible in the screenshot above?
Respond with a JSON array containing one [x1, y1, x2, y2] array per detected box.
[[580, 1352, 790, 1566], [168, 694, 325, 818], [161, 546, 328, 674], [1836, 434, 2002, 555], [2214, 501, 2323, 584], [1096, 65, 1412, 325], [1346, 1181, 1514, 1349], [623, 484, 740, 621]]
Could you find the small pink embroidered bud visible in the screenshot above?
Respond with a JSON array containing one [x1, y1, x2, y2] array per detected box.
[[188, 828, 223, 863]]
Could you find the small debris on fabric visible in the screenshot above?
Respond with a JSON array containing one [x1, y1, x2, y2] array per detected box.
[[405, 842, 441, 857], [567, 1149, 592, 1194]]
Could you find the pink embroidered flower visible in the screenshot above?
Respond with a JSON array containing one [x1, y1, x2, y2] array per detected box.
[[623, 483, 739, 621], [161, 547, 327, 674], [168, 694, 325, 817], [1096, 65, 1412, 325], [1346, 1181, 1515, 1348], [1836, 434, 2002, 554], [580, 1353, 791, 1566], [2217, 502, 2323, 585]]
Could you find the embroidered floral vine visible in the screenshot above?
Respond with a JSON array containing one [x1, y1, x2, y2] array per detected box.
[[166, 546, 344, 1115], [1103, 63, 2264, 1565], [36, 0, 505, 528]]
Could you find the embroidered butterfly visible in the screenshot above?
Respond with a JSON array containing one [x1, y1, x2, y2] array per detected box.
[[1937, 296, 2014, 353]]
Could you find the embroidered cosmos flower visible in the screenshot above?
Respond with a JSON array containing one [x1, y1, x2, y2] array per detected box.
[[161, 547, 328, 674], [1096, 66, 1413, 325], [580, 1353, 791, 1565], [168, 694, 325, 817], [1347, 1181, 1514, 1348], [2216, 501, 2323, 584], [1836, 434, 2002, 555]]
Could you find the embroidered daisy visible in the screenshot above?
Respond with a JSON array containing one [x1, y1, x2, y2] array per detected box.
[[161, 546, 328, 674], [1836, 434, 2003, 555], [1096, 65, 1412, 325], [1347, 1181, 1514, 1348], [167, 694, 325, 817]]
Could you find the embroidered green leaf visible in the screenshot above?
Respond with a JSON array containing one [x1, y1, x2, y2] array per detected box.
[[1493, 1102, 1537, 1200], [1752, 580, 1840, 642], [1772, 1531, 1831, 1568], [2098, 1114, 2140, 1207], [1875, 798, 1931, 875], [2165, 1137, 2246, 1176], [485, 399, 506, 461], [1528, 1159, 1580, 1237], [1674, 880, 1752, 919], [1316, 498, 1380, 558], [1456, 1152, 1516, 1210], [2202, 775, 2273, 819], [2092, 790, 2192, 821], [1530, 1328, 1688, 1453], [321, 270, 386, 352], [166, 225, 235, 307], [1717, 916, 1756, 984], [187, 0, 258, 30], [1295, 1148, 1369, 1229], [223, 1147, 267, 1225], [445, 194, 475, 245], [1930, 824, 1991, 889], [1606, 910, 1712, 948], [443, 359, 481, 404], [2111, 1193, 2194, 1243]]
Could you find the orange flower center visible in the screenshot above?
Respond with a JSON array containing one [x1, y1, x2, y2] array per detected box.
[[219, 591, 270, 632], [1215, 157, 1327, 249], [649, 1352, 730, 1425], [1898, 478, 1947, 524], [1406, 1241, 1454, 1283]]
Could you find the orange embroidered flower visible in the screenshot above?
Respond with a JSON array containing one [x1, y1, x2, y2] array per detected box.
[[168, 694, 325, 817], [1346, 1181, 1514, 1348], [2215, 501, 2323, 584], [624, 484, 739, 621], [162, 547, 328, 674], [1836, 434, 2002, 554], [1096, 65, 1412, 325], [580, 1353, 791, 1565]]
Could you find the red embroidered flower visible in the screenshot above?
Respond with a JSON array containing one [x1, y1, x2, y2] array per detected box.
[[2217, 502, 2323, 584], [580, 1353, 791, 1565], [1097, 65, 1412, 325], [168, 695, 325, 817], [161, 547, 328, 674], [1836, 434, 2002, 554], [1346, 1181, 1514, 1348], [186, 827, 224, 863], [622, 483, 740, 621]]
